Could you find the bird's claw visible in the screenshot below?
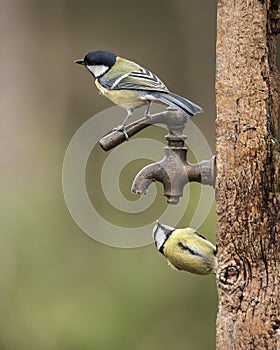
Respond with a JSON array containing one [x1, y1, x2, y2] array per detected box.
[[113, 125, 129, 140], [144, 112, 152, 120]]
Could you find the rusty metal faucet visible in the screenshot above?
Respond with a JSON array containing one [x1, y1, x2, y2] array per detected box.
[[99, 108, 216, 204]]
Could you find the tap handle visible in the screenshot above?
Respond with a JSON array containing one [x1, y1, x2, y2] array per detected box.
[[99, 117, 151, 151], [99, 109, 188, 152]]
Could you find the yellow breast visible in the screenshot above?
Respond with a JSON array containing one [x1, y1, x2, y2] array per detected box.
[[95, 79, 147, 109]]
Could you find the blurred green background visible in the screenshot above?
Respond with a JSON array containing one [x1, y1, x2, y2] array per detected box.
[[1, 1, 219, 349]]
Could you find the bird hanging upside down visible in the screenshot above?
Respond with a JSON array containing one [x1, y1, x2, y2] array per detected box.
[[153, 221, 217, 275]]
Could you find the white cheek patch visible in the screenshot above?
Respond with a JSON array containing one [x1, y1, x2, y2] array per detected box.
[[153, 222, 174, 252], [87, 64, 109, 78]]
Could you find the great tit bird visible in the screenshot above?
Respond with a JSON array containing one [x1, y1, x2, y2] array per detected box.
[[75, 50, 203, 138], [153, 221, 217, 275]]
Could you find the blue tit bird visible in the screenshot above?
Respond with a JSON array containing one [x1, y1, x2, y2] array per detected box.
[[75, 50, 203, 138], [153, 221, 217, 275]]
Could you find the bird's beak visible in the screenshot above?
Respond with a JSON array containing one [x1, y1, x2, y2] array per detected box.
[[153, 221, 175, 253], [74, 59, 85, 65]]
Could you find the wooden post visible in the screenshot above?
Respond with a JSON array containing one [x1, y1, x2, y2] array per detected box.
[[215, 0, 280, 349]]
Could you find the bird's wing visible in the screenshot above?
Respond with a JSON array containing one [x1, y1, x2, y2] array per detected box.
[[100, 68, 169, 92]]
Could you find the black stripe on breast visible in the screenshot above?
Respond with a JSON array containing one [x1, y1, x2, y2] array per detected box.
[[177, 242, 202, 257]]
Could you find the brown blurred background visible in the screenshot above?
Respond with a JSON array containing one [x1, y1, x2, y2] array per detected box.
[[2, 0, 272, 349]]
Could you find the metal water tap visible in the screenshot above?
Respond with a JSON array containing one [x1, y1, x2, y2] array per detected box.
[[99, 108, 215, 204]]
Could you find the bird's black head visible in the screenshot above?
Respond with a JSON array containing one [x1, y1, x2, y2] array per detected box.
[[83, 50, 117, 67], [75, 50, 117, 78]]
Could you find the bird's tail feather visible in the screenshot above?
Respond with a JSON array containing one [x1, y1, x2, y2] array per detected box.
[[148, 91, 203, 117]]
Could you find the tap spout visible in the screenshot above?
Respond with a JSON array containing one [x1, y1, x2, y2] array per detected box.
[[132, 146, 215, 204]]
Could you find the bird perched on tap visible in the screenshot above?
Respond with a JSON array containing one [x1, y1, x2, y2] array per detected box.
[[153, 221, 217, 275], [75, 50, 203, 139]]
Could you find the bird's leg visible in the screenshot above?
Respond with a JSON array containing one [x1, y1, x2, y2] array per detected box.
[[121, 107, 134, 126], [144, 102, 152, 119], [113, 108, 133, 140]]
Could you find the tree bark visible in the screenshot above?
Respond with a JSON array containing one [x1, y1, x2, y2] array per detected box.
[[215, 0, 280, 349]]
